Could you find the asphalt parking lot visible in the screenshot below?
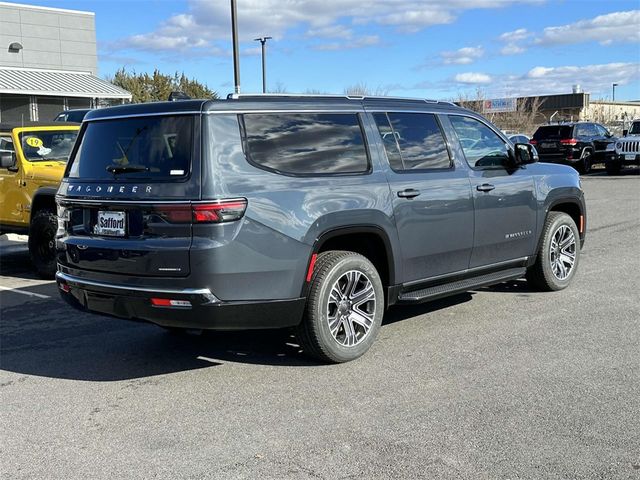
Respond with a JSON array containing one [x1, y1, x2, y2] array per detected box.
[[1, 168, 639, 480]]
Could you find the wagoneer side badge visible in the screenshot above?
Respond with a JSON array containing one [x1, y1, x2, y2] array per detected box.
[[67, 184, 153, 194]]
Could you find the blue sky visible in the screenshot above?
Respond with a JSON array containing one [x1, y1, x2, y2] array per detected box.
[[31, 0, 640, 100]]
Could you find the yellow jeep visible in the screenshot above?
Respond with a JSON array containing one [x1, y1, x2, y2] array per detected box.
[[0, 122, 80, 278]]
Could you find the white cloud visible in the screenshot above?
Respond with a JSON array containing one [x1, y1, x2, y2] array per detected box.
[[111, 0, 544, 55], [314, 35, 380, 51], [306, 25, 354, 39], [441, 46, 484, 65], [454, 72, 492, 84], [487, 62, 640, 97], [536, 10, 640, 46], [500, 43, 525, 55], [499, 28, 530, 42]]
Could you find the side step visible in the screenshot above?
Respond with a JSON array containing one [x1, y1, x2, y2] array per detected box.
[[397, 267, 526, 304]]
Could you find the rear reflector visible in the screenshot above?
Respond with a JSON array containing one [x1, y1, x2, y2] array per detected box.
[[151, 298, 192, 308], [529, 139, 537, 145], [153, 198, 247, 224], [579, 215, 584, 234], [59, 283, 70, 293], [306, 253, 318, 282]]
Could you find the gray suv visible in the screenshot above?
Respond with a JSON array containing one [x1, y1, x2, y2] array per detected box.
[[56, 95, 586, 363]]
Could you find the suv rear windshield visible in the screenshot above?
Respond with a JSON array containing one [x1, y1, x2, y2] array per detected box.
[[532, 125, 573, 140], [18, 130, 78, 162], [67, 115, 193, 180]]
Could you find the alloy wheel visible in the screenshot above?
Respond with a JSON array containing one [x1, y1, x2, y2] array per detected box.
[[326, 270, 377, 347]]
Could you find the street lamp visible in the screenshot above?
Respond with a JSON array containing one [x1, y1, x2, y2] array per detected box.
[[230, 0, 240, 94], [612, 83, 618, 102], [254, 36, 272, 94]]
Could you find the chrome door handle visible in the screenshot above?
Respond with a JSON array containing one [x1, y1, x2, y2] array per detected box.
[[476, 183, 495, 192], [397, 189, 421, 198]]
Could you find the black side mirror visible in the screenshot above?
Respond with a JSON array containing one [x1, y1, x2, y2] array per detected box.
[[513, 143, 538, 165], [0, 150, 16, 169]]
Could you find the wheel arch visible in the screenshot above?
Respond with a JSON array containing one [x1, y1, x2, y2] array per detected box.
[[313, 226, 395, 286], [534, 197, 585, 260], [30, 187, 58, 222]]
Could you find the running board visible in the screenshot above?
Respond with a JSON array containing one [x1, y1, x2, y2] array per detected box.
[[397, 267, 526, 304]]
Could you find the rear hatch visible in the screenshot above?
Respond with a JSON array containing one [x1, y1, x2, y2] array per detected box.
[[531, 125, 574, 156], [58, 114, 200, 277]]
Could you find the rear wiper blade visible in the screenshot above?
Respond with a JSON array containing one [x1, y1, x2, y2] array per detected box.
[[106, 164, 149, 174]]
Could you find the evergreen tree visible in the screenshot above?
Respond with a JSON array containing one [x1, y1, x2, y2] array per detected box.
[[110, 68, 218, 103]]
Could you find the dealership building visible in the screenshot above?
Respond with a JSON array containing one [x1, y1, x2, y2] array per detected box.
[[479, 91, 640, 132], [0, 1, 130, 123]]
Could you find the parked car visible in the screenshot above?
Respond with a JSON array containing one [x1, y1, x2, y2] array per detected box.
[[530, 122, 616, 174], [509, 134, 530, 144], [55, 95, 586, 363], [0, 122, 80, 277], [54, 109, 92, 123], [607, 119, 640, 175]]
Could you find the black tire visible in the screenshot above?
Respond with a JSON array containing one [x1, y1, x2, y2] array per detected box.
[[526, 212, 580, 291], [605, 161, 621, 175], [28, 210, 58, 279], [576, 150, 592, 175], [296, 251, 384, 363]]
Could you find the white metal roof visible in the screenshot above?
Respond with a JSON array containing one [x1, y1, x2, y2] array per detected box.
[[0, 67, 131, 99]]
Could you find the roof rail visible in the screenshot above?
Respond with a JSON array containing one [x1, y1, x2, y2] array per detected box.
[[226, 92, 453, 104]]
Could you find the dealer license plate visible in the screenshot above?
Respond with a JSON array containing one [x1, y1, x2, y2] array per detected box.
[[95, 211, 126, 236], [541, 142, 555, 149], [625, 153, 636, 160]]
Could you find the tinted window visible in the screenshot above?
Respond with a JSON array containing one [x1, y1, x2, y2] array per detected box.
[[575, 124, 596, 137], [241, 113, 368, 175], [0, 136, 13, 152], [68, 115, 193, 180], [630, 122, 640, 135], [373, 112, 451, 170], [449, 115, 509, 168], [372, 113, 403, 170], [19, 130, 78, 162], [65, 110, 89, 123], [595, 124, 609, 136], [533, 125, 573, 140], [509, 135, 529, 144]]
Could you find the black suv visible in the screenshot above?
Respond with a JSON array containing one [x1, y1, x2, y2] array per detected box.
[[55, 95, 586, 363], [531, 122, 616, 174]]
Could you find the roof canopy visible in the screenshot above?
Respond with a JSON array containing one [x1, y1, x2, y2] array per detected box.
[[0, 67, 131, 100]]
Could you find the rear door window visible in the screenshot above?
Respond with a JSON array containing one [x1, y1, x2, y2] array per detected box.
[[67, 115, 194, 180], [240, 113, 369, 175], [373, 112, 451, 171]]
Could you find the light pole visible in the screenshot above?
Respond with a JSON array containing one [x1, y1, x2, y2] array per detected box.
[[254, 36, 272, 93], [230, 0, 240, 94], [612, 83, 618, 102]]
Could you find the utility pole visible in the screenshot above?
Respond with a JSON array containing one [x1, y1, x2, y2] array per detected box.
[[612, 83, 618, 102], [254, 36, 272, 93], [230, 0, 240, 94]]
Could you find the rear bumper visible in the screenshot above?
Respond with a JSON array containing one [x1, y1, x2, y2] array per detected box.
[[56, 271, 305, 330]]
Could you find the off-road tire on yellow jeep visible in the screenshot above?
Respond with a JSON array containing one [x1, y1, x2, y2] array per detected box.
[[28, 210, 57, 279]]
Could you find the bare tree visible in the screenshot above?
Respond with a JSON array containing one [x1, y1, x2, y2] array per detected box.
[[269, 81, 288, 93], [344, 82, 390, 96]]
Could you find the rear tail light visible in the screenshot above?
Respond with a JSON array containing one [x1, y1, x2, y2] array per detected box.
[[153, 198, 247, 224], [192, 200, 247, 223], [529, 139, 537, 145], [560, 138, 578, 146]]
